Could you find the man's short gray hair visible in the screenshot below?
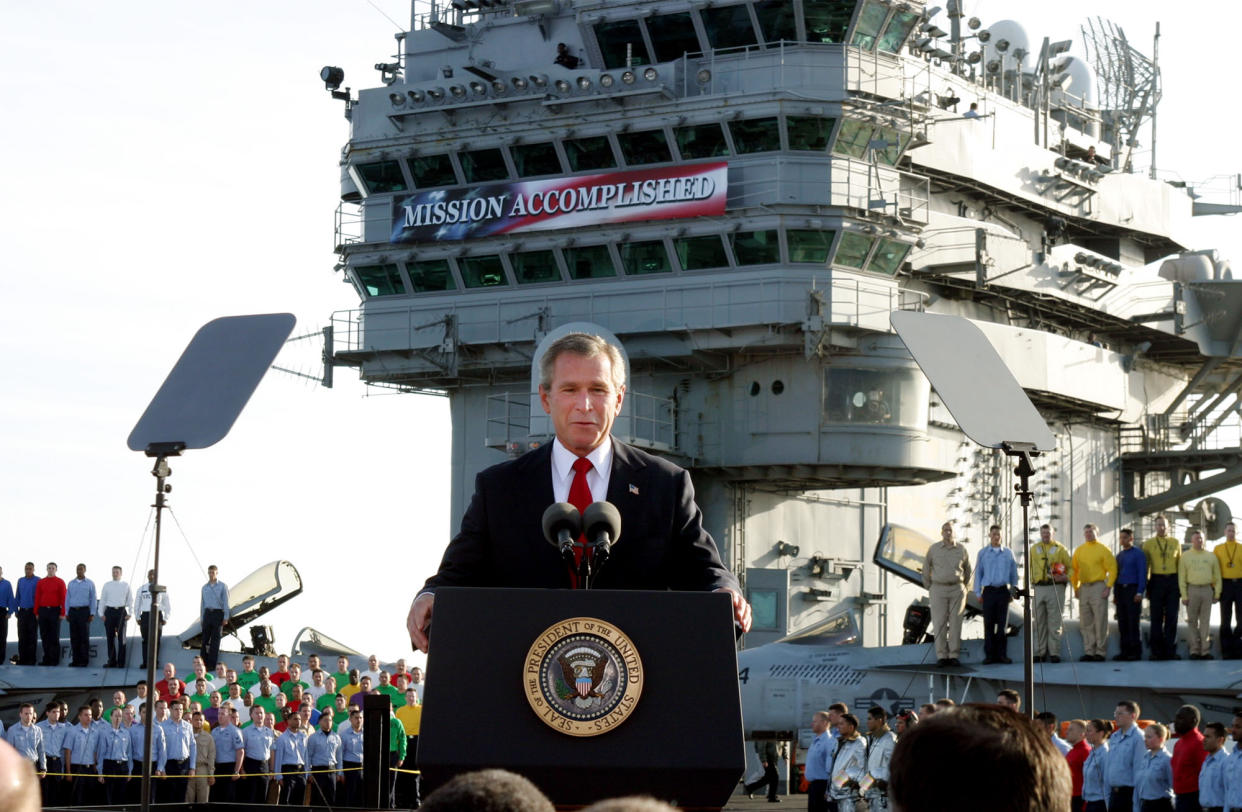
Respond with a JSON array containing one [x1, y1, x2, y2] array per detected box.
[[538, 333, 626, 392]]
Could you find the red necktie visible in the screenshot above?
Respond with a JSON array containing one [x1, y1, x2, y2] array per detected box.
[[568, 457, 593, 588]]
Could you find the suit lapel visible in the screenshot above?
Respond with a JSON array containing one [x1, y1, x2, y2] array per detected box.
[[606, 440, 648, 504]]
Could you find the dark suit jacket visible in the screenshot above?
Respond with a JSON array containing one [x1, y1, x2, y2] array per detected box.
[[424, 440, 739, 593]]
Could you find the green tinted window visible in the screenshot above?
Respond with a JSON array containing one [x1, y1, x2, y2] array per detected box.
[[619, 241, 671, 275], [564, 136, 616, 172], [787, 116, 835, 151], [729, 117, 781, 154], [595, 20, 649, 69], [877, 10, 919, 53], [648, 12, 701, 62], [804, 0, 853, 43], [618, 129, 672, 166], [356, 161, 407, 194], [675, 236, 729, 271], [866, 238, 909, 275], [459, 148, 508, 183], [873, 126, 904, 167], [511, 143, 561, 178], [754, 1, 797, 44], [459, 256, 508, 288], [788, 230, 836, 264], [564, 245, 616, 279], [834, 119, 873, 159], [834, 232, 875, 268], [511, 250, 561, 284], [408, 154, 457, 187], [406, 259, 454, 292], [675, 123, 730, 159], [355, 264, 405, 297], [851, 0, 888, 49], [700, 5, 758, 51], [731, 230, 781, 265]]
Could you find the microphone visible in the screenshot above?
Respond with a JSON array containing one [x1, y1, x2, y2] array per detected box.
[[542, 503, 582, 565], [582, 501, 622, 565]]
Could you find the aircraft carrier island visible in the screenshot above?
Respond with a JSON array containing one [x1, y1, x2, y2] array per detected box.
[[321, 0, 1242, 728]]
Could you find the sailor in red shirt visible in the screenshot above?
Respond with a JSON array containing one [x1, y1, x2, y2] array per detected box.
[[34, 562, 67, 666], [155, 662, 189, 702], [270, 654, 292, 687], [1170, 704, 1206, 809], [1064, 719, 1092, 812]]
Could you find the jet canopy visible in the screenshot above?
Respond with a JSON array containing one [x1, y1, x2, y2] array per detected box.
[[178, 560, 303, 645]]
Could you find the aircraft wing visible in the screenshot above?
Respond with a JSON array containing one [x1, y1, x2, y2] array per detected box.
[[859, 659, 1242, 696]]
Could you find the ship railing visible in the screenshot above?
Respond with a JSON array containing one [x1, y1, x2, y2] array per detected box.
[[828, 158, 930, 224], [829, 278, 926, 327], [688, 40, 841, 97], [335, 202, 364, 252], [1098, 278, 1177, 323], [1121, 412, 1242, 456], [485, 390, 677, 453]]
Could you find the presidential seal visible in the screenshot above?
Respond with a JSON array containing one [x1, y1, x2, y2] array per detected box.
[[523, 617, 643, 737]]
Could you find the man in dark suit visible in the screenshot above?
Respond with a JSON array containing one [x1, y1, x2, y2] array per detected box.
[[407, 332, 751, 652]]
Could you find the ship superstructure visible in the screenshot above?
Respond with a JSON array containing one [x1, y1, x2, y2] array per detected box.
[[322, 0, 1242, 649]]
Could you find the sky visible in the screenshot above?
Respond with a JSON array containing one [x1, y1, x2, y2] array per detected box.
[[1, 1, 1239, 667]]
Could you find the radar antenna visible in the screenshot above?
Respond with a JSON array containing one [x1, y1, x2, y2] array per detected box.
[[1080, 17, 1162, 176]]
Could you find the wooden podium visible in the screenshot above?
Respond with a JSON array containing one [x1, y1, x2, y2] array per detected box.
[[419, 588, 745, 809]]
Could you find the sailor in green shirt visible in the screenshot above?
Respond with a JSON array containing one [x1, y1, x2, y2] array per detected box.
[[376, 672, 404, 708], [235, 655, 259, 692], [1180, 530, 1222, 659], [279, 663, 310, 700], [316, 687, 339, 717], [189, 678, 213, 711], [253, 681, 280, 715], [1143, 514, 1182, 660], [330, 655, 352, 696], [386, 708, 407, 807]]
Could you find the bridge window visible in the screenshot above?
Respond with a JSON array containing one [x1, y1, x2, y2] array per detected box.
[[564, 245, 616, 279], [788, 229, 836, 264], [729, 117, 781, 154], [731, 230, 781, 265], [648, 12, 701, 62], [877, 10, 919, 53], [823, 367, 927, 428], [619, 240, 672, 276], [851, 0, 888, 50], [595, 20, 650, 69], [803, 0, 853, 44], [749, 589, 779, 631], [458, 255, 508, 288], [834, 232, 875, 269], [675, 123, 730, 159], [407, 154, 457, 188], [873, 126, 904, 166], [459, 148, 508, 183], [354, 263, 406, 297], [866, 238, 910, 275], [700, 5, 758, 51], [618, 129, 673, 166], [564, 136, 617, 172], [833, 119, 873, 159], [355, 161, 407, 194], [754, 1, 797, 44], [675, 235, 729, 271], [787, 116, 836, 151], [406, 259, 455, 292], [511, 142, 562, 178], [510, 250, 561, 284]]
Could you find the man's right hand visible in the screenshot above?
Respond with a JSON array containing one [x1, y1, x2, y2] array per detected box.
[[408, 593, 434, 654]]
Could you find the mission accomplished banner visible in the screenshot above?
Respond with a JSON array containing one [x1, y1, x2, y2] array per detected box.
[[390, 162, 727, 243]]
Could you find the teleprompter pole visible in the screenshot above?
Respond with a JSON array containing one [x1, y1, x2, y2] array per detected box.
[[1005, 445, 1039, 719]]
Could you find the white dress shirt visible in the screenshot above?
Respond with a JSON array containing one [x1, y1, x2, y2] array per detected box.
[[100, 580, 133, 612], [550, 436, 613, 504]]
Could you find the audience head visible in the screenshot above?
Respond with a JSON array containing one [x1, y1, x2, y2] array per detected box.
[[420, 769, 554, 812]]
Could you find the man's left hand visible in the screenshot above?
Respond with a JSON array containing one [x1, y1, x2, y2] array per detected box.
[[716, 587, 752, 633]]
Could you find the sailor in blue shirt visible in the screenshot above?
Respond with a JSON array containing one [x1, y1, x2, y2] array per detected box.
[[14, 562, 39, 665], [0, 566, 14, 659], [159, 701, 196, 802], [199, 565, 231, 671], [241, 706, 276, 804], [63, 706, 101, 806], [1106, 701, 1146, 810], [211, 707, 245, 803], [1224, 712, 1242, 812], [97, 709, 132, 805], [974, 526, 1020, 664], [1198, 722, 1227, 811], [1134, 723, 1173, 811], [340, 708, 367, 806], [1114, 529, 1148, 660], [64, 564, 97, 667], [1081, 721, 1110, 811], [38, 703, 69, 806], [274, 713, 310, 805], [804, 711, 834, 812], [5, 703, 46, 772], [307, 711, 344, 805]]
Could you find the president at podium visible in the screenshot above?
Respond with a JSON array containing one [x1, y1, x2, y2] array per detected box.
[[408, 332, 751, 652]]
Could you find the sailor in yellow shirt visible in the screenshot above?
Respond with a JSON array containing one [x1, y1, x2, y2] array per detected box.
[[1143, 514, 1182, 660], [1030, 524, 1072, 663], [1214, 521, 1242, 658], [394, 688, 422, 807], [1070, 524, 1117, 661], [1180, 530, 1222, 659]]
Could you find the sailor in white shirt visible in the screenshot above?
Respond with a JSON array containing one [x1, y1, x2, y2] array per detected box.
[[863, 707, 897, 810], [100, 566, 133, 668], [134, 569, 171, 670]]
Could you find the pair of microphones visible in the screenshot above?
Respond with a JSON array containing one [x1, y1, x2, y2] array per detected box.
[[541, 501, 622, 569]]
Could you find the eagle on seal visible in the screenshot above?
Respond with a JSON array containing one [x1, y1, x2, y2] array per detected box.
[[558, 654, 607, 699]]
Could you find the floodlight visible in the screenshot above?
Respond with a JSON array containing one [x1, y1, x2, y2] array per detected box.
[[529, 73, 548, 88], [621, 70, 636, 85], [554, 79, 571, 93], [967, 52, 982, 64], [643, 67, 658, 81], [449, 85, 466, 98], [576, 76, 592, 90], [995, 38, 1010, 52], [320, 66, 345, 91], [600, 73, 615, 87], [977, 30, 991, 43], [968, 17, 982, 30], [389, 92, 406, 107], [408, 90, 424, 103], [491, 80, 507, 94], [775, 541, 800, 557], [427, 87, 445, 101], [512, 76, 528, 90], [1048, 54, 1073, 72], [469, 81, 487, 95], [1047, 39, 1072, 57], [696, 69, 711, 84], [986, 59, 1001, 74]]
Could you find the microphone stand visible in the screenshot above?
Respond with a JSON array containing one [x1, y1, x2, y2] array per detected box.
[[578, 544, 594, 591]]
